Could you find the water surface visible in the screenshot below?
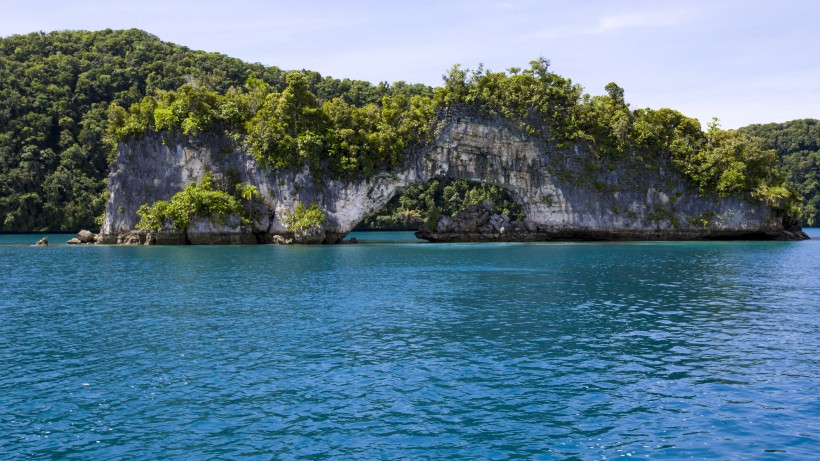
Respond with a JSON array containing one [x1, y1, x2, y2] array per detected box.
[[1, 230, 818, 459]]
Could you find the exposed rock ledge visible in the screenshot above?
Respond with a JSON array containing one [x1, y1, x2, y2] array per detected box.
[[416, 201, 807, 242], [100, 116, 807, 244]]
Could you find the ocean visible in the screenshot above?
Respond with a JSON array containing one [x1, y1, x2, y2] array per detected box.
[[2, 229, 818, 459]]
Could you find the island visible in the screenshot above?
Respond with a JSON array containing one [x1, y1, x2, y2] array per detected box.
[[0, 30, 810, 242], [99, 67, 807, 244]]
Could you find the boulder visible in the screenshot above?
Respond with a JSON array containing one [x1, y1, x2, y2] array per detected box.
[[77, 229, 97, 243], [33, 236, 48, 247], [437, 216, 454, 233], [451, 205, 491, 232], [272, 234, 294, 245], [67, 238, 82, 245], [524, 220, 538, 232], [118, 231, 145, 245], [478, 222, 496, 233], [488, 214, 509, 232], [293, 226, 325, 244]]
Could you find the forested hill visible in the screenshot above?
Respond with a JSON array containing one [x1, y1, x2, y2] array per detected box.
[[0, 29, 429, 232], [739, 120, 819, 226], [0, 29, 811, 233]]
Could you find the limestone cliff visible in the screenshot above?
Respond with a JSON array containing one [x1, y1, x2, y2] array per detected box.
[[100, 116, 807, 244]]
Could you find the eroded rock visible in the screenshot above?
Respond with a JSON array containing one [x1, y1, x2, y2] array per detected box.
[[100, 117, 807, 244], [77, 230, 97, 243], [272, 235, 294, 245]]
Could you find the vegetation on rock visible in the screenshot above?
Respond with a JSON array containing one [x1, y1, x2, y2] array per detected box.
[[135, 173, 251, 231], [358, 179, 524, 230], [112, 58, 800, 220], [283, 203, 326, 236]]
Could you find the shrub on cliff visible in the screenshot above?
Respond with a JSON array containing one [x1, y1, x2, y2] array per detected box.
[[283, 203, 325, 239], [670, 120, 800, 216], [136, 173, 250, 231]]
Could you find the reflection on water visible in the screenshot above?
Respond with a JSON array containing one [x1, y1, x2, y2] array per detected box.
[[1, 230, 818, 459]]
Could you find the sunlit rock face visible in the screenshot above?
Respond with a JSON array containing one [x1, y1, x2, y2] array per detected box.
[[100, 117, 806, 244]]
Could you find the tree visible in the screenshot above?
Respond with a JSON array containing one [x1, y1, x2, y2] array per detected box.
[[283, 202, 325, 242]]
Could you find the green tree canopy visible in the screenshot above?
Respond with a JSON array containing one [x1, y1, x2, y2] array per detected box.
[[740, 119, 820, 225]]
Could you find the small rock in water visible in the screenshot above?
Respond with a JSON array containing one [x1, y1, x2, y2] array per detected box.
[[272, 235, 294, 245], [77, 229, 97, 243], [66, 238, 82, 245], [33, 236, 48, 247]]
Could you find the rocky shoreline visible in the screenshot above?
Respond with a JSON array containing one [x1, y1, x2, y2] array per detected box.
[[414, 202, 809, 243], [47, 209, 808, 247]]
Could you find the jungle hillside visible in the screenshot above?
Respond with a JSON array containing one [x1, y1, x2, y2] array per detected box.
[[0, 29, 814, 232]]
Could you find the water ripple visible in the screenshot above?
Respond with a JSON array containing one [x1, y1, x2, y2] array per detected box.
[[1, 232, 819, 459]]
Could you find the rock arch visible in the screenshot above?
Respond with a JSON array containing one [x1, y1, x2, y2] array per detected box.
[[320, 118, 552, 238], [101, 117, 797, 243]]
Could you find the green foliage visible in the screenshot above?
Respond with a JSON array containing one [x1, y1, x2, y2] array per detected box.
[[109, 70, 439, 180], [631, 108, 704, 163], [576, 85, 633, 159], [135, 173, 249, 231], [671, 126, 799, 213], [236, 183, 259, 201], [283, 202, 325, 234], [740, 119, 819, 225], [360, 179, 524, 230], [245, 72, 327, 170], [433, 58, 584, 144]]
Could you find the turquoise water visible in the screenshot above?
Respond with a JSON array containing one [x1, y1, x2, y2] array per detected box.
[[1, 230, 819, 459]]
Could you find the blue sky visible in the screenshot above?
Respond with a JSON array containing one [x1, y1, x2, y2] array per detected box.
[[1, 0, 818, 129]]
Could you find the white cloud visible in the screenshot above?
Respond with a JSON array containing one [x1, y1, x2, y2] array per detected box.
[[590, 10, 691, 34], [531, 6, 696, 40]]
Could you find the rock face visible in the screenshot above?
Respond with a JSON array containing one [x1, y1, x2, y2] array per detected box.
[[100, 117, 807, 244], [68, 230, 98, 245], [77, 230, 97, 243]]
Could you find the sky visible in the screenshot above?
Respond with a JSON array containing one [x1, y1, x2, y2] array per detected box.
[[1, 0, 818, 129]]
